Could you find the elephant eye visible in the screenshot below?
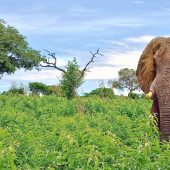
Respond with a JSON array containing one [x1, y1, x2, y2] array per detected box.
[[153, 63, 156, 67]]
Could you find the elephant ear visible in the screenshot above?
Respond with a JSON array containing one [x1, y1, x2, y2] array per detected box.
[[136, 37, 165, 94]]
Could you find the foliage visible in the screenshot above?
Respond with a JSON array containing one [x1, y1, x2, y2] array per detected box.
[[29, 82, 62, 96], [0, 95, 170, 169], [60, 57, 84, 100], [42, 50, 102, 100], [2, 81, 26, 95], [108, 68, 140, 96], [128, 92, 140, 99], [2, 88, 25, 95], [47, 85, 62, 97], [29, 82, 47, 95], [0, 19, 46, 78], [84, 87, 116, 99], [140, 93, 146, 99]]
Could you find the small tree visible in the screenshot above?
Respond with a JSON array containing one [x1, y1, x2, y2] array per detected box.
[[47, 85, 62, 97], [84, 87, 116, 99], [29, 82, 47, 95], [60, 58, 84, 99], [108, 68, 140, 96], [29, 82, 62, 96], [128, 92, 140, 99], [0, 19, 46, 79], [2, 81, 25, 95], [41, 49, 102, 99]]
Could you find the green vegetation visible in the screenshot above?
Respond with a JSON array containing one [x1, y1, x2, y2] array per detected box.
[[0, 19, 46, 78], [108, 68, 140, 96], [128, 92, 140, 99], [84, 87, 116, 99], [2, 88, 25, 95], [42, 50, 102, 100], [29, 82, 62, 96], [2, 81, 26, 95], [60, 57, 84, 100], [0, 95, 170, 169]]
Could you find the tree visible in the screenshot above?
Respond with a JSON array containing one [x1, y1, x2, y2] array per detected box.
[[128, 92, 140, 99], [41, 49, 102, 99], [59, 58, 84, 99], [29, 82, 47, 95], [108, 68, 140, 96], [2, 81, 25, 95], [0, 19, 46, 78], [29, 82, 62, 96], [47, 85, 62, 97], [84, 87, 116, 99]]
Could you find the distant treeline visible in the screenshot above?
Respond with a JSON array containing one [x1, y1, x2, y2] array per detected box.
[[1, 81, 145, 99]]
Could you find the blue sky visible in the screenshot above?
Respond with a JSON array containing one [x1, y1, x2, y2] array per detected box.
[[1, 0, 170, 95]]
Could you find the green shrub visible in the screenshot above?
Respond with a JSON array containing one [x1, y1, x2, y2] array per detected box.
[[128, 92, 140, 99], [140, 93, 145, 99], [84, 87, 116, 99], [2, 88, 25, 95], [0, 95, 168, 169]]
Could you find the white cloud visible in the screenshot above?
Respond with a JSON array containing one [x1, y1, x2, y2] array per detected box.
[[132, 1, 145, 4], [104, 50, 141, 69], [155, 5, 170, 11], [85, 66, 119, 79], [124, 35, 155, 43], [98, 40, 126, 46]]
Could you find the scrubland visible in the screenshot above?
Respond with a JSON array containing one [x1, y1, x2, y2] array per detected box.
[[0, 95, 170, 169]]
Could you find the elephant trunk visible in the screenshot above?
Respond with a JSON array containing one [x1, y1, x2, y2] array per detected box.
[[157, 87, 170, 141], [150, 69, 170, 141], [160, 114, 170, 141]]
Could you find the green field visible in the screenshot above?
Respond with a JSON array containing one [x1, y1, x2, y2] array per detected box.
[[0, 95, 170, 169]]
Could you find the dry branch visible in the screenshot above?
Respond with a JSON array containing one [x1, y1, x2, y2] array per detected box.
[[41, 49, 65, 73], [42, 49, 103, 76]]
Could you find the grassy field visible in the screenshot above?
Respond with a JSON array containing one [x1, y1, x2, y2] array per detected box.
[[0, 95, 170, 169]]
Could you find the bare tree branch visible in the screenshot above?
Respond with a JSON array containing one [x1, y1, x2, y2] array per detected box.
[[82, 49, 103, 72], [41, 49, 65, 73], [41, 49, 103, 76]]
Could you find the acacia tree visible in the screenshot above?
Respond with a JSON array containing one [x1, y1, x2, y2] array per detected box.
[[108, 68, 140, 96], [0, 19, 46, 78], [29, 82, 62, 96], [41, 49, 102, 99]]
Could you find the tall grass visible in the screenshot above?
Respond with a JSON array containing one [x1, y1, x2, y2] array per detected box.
[[0, 95, 169, 169]]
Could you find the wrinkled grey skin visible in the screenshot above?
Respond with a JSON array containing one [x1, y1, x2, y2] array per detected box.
[[137, 37, 170, 141]]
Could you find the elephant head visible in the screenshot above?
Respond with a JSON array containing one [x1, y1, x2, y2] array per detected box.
[[136, 37, 170, 141]]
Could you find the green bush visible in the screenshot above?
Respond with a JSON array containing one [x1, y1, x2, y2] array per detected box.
[[0, 95, 169, 169], [46, 85, 63, 97], [29, 82, 62, 96], [2, 88, 25, 95], [128, 92, 140, 99], [140, 93, 146, 99], [84, 87, 116, 99], [29, 82, 47, 95], [60, 57, 84, 100]]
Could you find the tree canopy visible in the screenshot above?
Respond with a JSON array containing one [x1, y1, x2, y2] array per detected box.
[[29, 82, 62, 96], [0, 19, 46, 78], [108, 68, 140, 96]]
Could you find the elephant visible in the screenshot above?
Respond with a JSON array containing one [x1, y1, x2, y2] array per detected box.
[[136, 37, 170, 141]]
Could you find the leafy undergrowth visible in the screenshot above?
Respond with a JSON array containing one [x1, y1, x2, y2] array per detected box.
[[0, 95, 170, 169]]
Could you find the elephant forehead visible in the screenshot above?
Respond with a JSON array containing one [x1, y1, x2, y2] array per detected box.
[[136, 37, 170, 94], [165, 37, 170, 42]]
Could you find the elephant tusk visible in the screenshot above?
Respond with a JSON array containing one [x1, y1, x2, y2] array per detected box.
[[145, 91, 153, 99]]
